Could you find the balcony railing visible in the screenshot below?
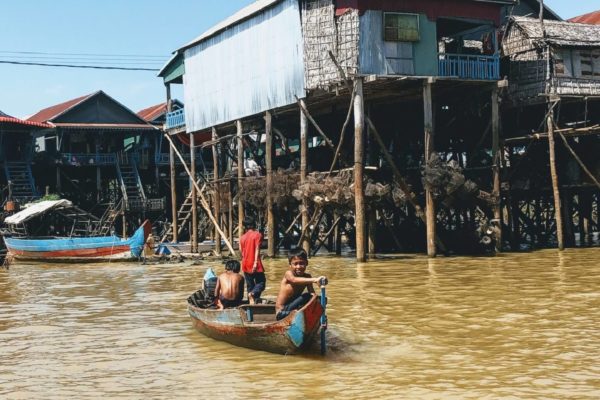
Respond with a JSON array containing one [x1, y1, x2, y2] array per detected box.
[[438, 53, 499, 80], [154, 152, 192, 165], [60, 153, 116, 166], [166, 108, 185, 130]]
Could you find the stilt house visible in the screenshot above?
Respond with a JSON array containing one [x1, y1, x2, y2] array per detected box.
[[160, 0, 517, 259], [27, 91, 165, 221], [503, 17, 600, 103]]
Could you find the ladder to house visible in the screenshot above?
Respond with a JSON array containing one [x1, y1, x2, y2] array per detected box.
[[116, 162, 146, 210], [160, 179, 207, 243], [92, 199, 123, 236], [4, 161, 39, 202]]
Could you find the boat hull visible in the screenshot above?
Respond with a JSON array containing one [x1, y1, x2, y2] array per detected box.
[[188, 292, 323, 355], [4, 221, 150, 263]]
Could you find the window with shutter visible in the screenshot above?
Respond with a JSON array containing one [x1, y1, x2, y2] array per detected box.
[[383, 13, 419, 42]]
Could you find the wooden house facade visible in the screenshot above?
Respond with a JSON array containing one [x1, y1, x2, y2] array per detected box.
[[26, 91, 166, 235], [158, 0, 522, 260]]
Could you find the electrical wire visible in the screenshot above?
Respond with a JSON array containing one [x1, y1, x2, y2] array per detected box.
[[0, 60, 159, 71]]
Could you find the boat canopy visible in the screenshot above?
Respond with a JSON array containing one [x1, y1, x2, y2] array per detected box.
[[4, 200, 73, 225]]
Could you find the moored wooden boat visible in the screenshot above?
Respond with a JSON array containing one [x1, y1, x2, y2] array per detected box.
[[187, 289, 324, 355], [4, 220, 151, 262]]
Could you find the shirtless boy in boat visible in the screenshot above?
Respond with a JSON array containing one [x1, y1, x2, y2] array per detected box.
[[214, 260, 245, 309], [275, 248, 326, 321]]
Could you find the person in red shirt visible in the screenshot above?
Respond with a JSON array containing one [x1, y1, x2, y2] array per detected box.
[[239, 216, 265, 304]]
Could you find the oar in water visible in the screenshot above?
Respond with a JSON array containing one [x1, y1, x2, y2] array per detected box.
[[319, 277, 328, 355]]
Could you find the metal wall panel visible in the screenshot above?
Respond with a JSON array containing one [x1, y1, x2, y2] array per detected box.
[[183, 0, 305, 132]]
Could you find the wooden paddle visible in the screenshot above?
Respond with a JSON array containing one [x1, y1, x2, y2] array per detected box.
[[319, 277, 328, 355]]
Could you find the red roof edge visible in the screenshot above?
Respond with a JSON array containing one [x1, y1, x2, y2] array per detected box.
[[568, 10, 600, 25], [27, 92, 97, 123], [0, 116, 53, 129]]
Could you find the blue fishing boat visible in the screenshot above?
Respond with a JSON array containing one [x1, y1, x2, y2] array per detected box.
[[4, 221, 151, 262]]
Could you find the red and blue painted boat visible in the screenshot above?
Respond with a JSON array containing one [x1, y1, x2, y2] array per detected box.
[[187, 289, 324, 355], [4, 221, 151, 262]]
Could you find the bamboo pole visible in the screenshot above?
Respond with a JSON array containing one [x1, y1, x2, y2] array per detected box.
[[354, 78, 366, 262], [265, 111, 275, 257], [300, 100, 310, 254], [547, 108, 564, 251], [297, 98, 335, 149], [423, 79, 436, 257], [491, 86, 502, 252], [190, 132, 198, 253], [237, 120, 244, 243], [212, 127, 222, 256], [163, 133, 236, 256]]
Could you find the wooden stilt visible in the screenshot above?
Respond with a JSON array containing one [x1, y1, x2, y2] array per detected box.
[[169, 142, 178, 242], [190, 132, 198, 253], [562, 190, 575, 247], [547, 106, 564, 250], [265, 111, 275, 257], [580, 192, 592, 245], [368, 207, 376, 258], [354, 78, 366, 262], [212, 127, 222, 256], [491, 86, 502, 252], [423, 79, 436, 257], [96, 166, 101, 203], [300, 100, 310, 254], [334, 210, 342, 256], [228, 180, 233, 244], [237, 120, 244, 243]]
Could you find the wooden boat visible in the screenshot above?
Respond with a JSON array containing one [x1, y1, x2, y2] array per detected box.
[[4, 220, 151, 262], [187, 289, 324, 355]]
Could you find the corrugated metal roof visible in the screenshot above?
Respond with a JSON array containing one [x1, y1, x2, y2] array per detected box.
[[569, 10, 600, 25], [512, 16, 600, 47], [27, 92, 95, 123], [179, 0, 282, 51], [137, 103, 167, 122], [0, 110, 12, 118]]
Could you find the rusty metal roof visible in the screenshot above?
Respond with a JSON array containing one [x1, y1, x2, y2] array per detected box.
[[569, 10, 600, 25], [137, 102, 167, 122], [27, 92, 95, 123]]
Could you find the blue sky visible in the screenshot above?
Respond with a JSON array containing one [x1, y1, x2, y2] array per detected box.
[[0, 0, 597, 118]]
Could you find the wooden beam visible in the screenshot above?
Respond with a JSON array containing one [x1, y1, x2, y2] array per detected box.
[[190, 131, 198, 253], [424, 79, 436, 257], [297, 97, 335, 149], [491, 86, 502, 252], [354, 78, 366, 262], [547, 108, 564, 251], [237, 120, 245, 244], [212, 127, 222, 256], [300, 100, 310, 254], [265, 111, 275, 257], [163, 133, 236, 256], [169, 142, 178, 242]]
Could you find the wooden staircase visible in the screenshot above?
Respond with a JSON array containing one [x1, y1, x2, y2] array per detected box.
[[160, 180, 208, 243], [116, 162, 146, 210], [4, 161, 39, 201], [92, 200, 123, 236]]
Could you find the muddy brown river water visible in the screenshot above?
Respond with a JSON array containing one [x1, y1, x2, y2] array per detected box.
[[1, 249, 599, 399]]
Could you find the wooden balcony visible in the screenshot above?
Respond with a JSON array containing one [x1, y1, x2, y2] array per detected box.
[[438, 53, 500, 80], [166, 108, 185, 130]]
